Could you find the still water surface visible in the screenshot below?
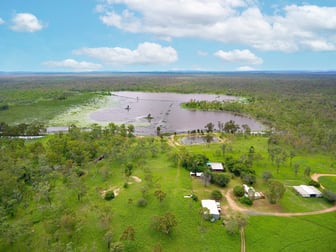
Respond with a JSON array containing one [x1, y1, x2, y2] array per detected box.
[[90, 92, 264, 135]]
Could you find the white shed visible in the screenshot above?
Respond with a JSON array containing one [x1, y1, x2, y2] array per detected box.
[[293, 185, 323, 198], [201, 199, 220, 221]]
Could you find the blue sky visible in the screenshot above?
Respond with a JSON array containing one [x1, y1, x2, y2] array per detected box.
[[0, 0, 335, 72]]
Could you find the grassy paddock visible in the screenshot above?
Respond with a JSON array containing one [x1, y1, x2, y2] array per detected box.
[[245, 213, 336, 252], [318, 176, 336, 191]]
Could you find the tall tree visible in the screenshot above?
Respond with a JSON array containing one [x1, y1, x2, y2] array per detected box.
[[266, 180, 286, 204], [154, 190, 166, 203], [151, 212, 177, 235], [223, 120, 240, 134]]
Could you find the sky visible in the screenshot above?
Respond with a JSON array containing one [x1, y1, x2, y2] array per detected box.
[[0, 0, 336, 72]]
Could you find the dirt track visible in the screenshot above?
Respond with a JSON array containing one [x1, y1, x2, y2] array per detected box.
[[311, 173, 336, 189]]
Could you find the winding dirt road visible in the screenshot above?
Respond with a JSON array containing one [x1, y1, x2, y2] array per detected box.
[[311, 173, 336, 189], [225, 173, 336, 217]]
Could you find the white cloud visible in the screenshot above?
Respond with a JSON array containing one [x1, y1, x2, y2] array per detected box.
[[215, 49, 263, 65], [237, 66, 255, 71], [73, 42, 178, 65], [98, 1, 336, 52], [43, 59, 102, 71], [11, 13, 44, 32], [0, 18, 4, 25]]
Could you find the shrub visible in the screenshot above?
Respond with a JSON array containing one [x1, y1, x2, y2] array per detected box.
[[76, 169, 86, 177], [123, 182, 129, 189], [211, 190, 223, 200], [104, 191, 115, 201], [308, 180, 320, 188], [191, 194, 198, 201], [137, 198, 147, 207], [239, 196, 253, 206], [323, 190, 336, 203], [233, 185, 245, 197]]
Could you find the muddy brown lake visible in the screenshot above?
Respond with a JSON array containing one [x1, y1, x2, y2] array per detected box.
[[89, 91, 265, 135]]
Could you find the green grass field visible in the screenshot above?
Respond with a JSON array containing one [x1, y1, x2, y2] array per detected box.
[[318, 176, 336, 191], [245, 213, 336, 252], [0, 91, 98, 125]]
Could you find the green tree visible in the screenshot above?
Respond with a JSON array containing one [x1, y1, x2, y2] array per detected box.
[[323, 190, 336, 203], [210, 173, 231, 187], [151, 212, 177, 235], [293, 163, 300, 176], [304, 166, 311, 177], [289, 150, 296, 168], [154, 190, 166, 203], [262, 171, 273, 183], [266, 180, 286, 204], [204, 122, 215, 133], [233, 185, 245, 197], [127, 124, 135, 137], [120, 226, 135, 241], [225, 212, 248, 235], [242, 124, 251, 135], [104, 230, 113, 249], [211, 190, 223, 200], [223, 120, 240, 134]]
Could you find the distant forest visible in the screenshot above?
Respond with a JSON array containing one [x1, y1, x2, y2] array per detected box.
[[0, 73, 335, 152]]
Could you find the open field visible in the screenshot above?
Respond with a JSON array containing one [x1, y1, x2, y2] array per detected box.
[[245, 213, 336, 252], [318, 176, 336, 191]]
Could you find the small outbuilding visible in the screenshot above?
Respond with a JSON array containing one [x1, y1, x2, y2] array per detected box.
[[293, 185, 323, 198], [243, 184, 264, 200], [207, 162, 224, 172], [201, 199, 220, 221]]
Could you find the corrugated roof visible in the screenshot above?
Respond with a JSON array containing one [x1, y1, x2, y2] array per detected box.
[[207, 162, 224, 171], [293, 185, 322, 196], [201, 200, 220, 215]]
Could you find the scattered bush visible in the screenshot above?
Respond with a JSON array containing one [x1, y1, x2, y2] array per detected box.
[[211, 190, 223, 200], [239, 196, 253, 206], [123, 182, 129, 189], [104, 191, 115, 201], [308, 180, 320, 188], [323, 190, 336, 203], [137, 198, 147, 207], [233, 185, 245, 197]]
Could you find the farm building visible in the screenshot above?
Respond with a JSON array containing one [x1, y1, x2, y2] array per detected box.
[[201, 199, 220, 221], [207, 162, 224, 172], [293, 185, 323, 198]]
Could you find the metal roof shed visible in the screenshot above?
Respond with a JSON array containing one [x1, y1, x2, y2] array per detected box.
[[293, 185, 323, 198]]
